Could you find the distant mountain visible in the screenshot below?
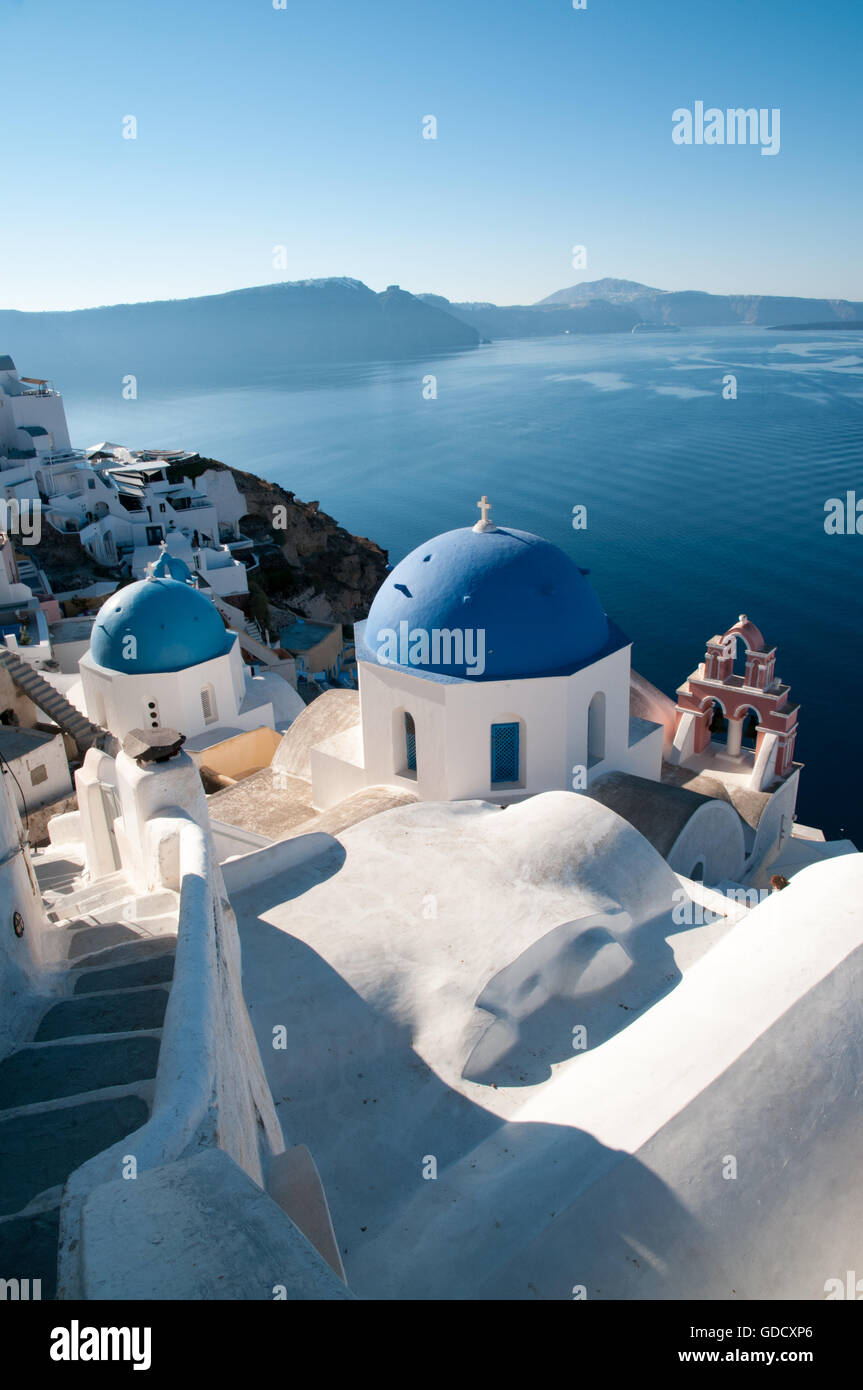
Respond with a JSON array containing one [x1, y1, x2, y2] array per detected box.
[[419, 279, 863, 340], [417, 295, 640, 340], [0, 279, 480, 388], [6, 278, 863, 391], [536, 278, 662, 306]]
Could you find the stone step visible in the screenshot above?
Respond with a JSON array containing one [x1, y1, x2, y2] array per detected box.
[[55, 888, 133, 922], [0, 1095, 149, 1217], [0, 1208, 60, 1300], [65, 921, 145, 960], [34, 988, 170, 1042], [73, 952, 175, 994], [33, 856, 85, 897], [70, 936, 177, 972], [0, 1035, 161, 1110], [39, 867, 127, 911]]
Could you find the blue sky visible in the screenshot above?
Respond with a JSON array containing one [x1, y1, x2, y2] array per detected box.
[[3, 0, 861, 309]]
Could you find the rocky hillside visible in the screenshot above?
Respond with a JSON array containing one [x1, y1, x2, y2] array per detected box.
[[31, 459, 388, 626], [191, 458, 388, 623]]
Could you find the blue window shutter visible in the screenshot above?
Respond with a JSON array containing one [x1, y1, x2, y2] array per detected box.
[[491, 722, 519, 783]]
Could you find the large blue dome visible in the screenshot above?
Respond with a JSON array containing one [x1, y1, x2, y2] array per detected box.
[[90, 576, 235, 674], [361, 526, 611, 681]]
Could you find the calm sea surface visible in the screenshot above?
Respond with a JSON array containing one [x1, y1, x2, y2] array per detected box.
[[63, 328, 863, 843]]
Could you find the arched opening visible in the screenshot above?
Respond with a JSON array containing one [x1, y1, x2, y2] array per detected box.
[[690, 858, 705, 882], [728, 634, 749, 680], [739, 706, 760, 751], [708, 698, 728, 745], [587, 691, 606, 766]]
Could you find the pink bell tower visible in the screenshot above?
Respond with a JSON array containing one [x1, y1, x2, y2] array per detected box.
[[672, 616, 799, 785]]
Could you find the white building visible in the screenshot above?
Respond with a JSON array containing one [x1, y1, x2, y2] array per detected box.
[[0, 361, 253, 598], [0, 355, 74, 505], [47, 456, 250, 598], [280, 499, 811, 888], [0, 532, 53, 665], [311, 504, 664, 811], [77, 552, 303, 745], [0, 725, 72, 814]]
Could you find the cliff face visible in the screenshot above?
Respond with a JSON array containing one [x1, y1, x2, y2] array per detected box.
[[194, 459, 388, 624]]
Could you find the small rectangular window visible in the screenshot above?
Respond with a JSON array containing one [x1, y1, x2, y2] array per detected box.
[[491, 723, 520, 784], [30, 763, 48, 786], [405, 717, 417, 772], [201, 687, 217, 724]]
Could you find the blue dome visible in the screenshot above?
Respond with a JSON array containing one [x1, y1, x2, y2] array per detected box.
[[362, 526, 611, 681], [90, 576, 234, 674]]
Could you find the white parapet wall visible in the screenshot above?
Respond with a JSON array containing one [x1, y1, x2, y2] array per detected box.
[[57, 744, 350, 1299], [0, 765, 55, 1056]]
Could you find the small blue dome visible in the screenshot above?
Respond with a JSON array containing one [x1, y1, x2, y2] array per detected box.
[[363, 526, 610, 681], [90, 577, 234, 674]]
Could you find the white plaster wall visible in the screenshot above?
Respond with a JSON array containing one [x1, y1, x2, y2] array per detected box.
[[198, 468, 247, 536], [310, 741, 370, 811], [51, 636, 91, 674], [358, 662, 449, 800], [341, 644, 657, 807], [8, 732, 72, 814], [669, 709, 698, 763], [8, 392, 71, 451], [743, 770, 800, 882], [666, 799, 746, 884], [75, 748, 122, 880], [623, 721, 665, 779], [210, 819, 273, 860], [0, 767, 53, 1057], [59, 756, 291, 1298], [80, 638, 254, 742]]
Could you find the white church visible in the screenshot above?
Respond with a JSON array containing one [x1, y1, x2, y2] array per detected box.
[[296, 497, 802, 887], [326, 495, 661, 800], [74, 550, 302, 745]]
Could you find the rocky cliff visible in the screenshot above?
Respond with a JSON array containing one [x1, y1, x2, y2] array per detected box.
[[193, 458, 388, 624]]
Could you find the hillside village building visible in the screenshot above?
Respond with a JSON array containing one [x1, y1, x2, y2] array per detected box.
[[0, 358, 251, 600]]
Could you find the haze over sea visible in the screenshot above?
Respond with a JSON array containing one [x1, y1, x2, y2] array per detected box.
[[63, 327, 863, 844]]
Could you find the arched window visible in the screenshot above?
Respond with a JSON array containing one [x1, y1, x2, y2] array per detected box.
[[404, 712, 417, 773], [587, 691, 606, 766], [491, 722, 520, 784], [690, 858, 705, 882], [709, 699, 728, 744], [740, 707, 759, 750]]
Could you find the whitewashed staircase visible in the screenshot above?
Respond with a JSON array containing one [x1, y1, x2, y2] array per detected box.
[[0, 856, 177, 1299]]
